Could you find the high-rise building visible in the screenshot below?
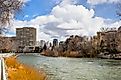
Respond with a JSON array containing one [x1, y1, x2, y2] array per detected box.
[[40, 40, 46, 47], [35, 40, 46, 47], [16, 27, 36, 51], [53, 39, 58, 47]]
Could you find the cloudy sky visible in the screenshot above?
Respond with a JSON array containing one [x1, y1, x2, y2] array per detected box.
[[7, 0, 121, 41]]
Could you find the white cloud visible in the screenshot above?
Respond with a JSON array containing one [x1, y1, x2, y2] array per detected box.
[[19, 0, 31, 3], [24, 15, 29, 18], [9, 0, 121, 41], [52, 0, 62, 4], [87, 0, 121, 5], [60, 0, 78, 6]]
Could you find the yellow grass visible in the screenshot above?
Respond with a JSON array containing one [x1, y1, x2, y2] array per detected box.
[[5, 56, 47, 80]]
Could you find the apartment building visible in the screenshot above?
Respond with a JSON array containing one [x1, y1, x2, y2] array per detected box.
[[16, 27, 36, 51]]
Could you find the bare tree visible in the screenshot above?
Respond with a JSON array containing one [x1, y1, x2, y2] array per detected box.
[[0, 0, 25, 34], [117, 2, 121, 18], [100, 27, 109, 32]]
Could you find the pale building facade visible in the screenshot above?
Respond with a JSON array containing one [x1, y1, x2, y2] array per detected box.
[[16, 27, 36, 51]]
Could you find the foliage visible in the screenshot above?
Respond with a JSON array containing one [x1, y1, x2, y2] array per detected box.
[[5, 56, 47, 80]]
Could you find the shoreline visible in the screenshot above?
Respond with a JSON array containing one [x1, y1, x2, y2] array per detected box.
[[4, 56, 47, 80], [41, 52, 121, 60], [13, 52, 121, 60]]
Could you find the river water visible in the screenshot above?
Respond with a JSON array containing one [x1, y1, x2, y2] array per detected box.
[[17, 54, 121, 80]]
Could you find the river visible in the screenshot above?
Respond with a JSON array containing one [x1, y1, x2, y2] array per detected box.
[[17, 54, 121, 80]]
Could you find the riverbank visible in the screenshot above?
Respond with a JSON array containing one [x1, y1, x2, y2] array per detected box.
[[41, 50, 86, 58], [41, 50, 121, 60], [5, 56, 47, 80]]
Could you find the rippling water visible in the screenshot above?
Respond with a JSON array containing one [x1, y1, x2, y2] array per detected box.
[[17, 54, 121, 80]]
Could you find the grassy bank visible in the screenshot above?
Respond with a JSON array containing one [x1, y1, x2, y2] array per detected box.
[[5, 56, 47, 80]]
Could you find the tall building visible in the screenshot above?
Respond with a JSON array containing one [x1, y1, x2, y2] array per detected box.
[[16, 27, 36, 51], [35, 40, 46, 47], [40, 40, 46, 47], [53, 39, 58, 47]]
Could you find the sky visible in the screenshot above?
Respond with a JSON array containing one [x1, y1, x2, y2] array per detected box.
[[7, 0, 121, 41]]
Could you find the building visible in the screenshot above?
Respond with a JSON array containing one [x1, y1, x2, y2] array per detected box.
[[96, 27, 120, 54], [40, 40, 46, 48], [35, 40, 46, 48], [53, 39, 58, 47], [117, 26, 121, 52], [16, 27, 36, 51], [35, 41, 41, 47]]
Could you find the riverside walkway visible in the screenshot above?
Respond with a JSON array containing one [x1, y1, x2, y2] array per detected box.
[[0, 53, 15, 80], [0, 59, 1, 80], [0, 58, 7, 80], [0, 57, 7, 80]]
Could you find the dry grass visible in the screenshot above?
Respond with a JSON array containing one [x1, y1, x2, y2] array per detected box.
[[5, 56, 47, 80]]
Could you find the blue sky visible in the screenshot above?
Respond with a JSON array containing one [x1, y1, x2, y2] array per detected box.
[[16, 0, 60, 20], [8, 0, 121, 41], [16, 0, 119, 21]]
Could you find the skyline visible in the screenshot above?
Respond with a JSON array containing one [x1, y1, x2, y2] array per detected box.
[[6, 0, 121, 41]]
